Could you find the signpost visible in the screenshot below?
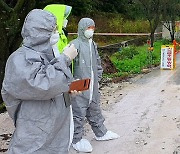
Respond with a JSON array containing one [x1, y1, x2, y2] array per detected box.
[[160, 45, 175, 70]]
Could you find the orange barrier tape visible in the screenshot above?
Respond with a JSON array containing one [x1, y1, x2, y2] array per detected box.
[[173, 40, 180, 53]]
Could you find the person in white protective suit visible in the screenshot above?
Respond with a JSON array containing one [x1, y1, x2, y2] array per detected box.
[[70, 18, 120, 153], [1, 9, 78, 154]]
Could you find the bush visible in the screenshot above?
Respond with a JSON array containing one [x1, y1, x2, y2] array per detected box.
[[111, 46, 141, 73], [110, 40, 163, 75], [111, 46, 139, 60], [67, 13, 150, 45], [160, 39, 171, 45]]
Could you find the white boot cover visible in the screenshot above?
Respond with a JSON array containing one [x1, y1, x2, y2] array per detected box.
[[95, 130, 120, 141], [72, 139, 93, 153]]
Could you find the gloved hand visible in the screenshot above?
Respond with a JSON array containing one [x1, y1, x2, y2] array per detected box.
[[63, 44, 78, 61], [70, 90, 82, 96]]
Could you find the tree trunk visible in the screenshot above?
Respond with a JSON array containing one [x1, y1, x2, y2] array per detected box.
[[170, 32, 175, 43], [170, 20, 176, 43], [150, 32, 154, 47]]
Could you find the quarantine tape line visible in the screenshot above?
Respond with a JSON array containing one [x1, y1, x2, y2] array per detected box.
[[69, 32, 162, 36]]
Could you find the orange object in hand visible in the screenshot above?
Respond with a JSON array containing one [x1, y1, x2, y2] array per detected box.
[[69, 78, 90, 92]]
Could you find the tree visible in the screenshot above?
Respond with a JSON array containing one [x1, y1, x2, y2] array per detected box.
[[162, 0, 180, 42], [135, 0, 163, 47], [0, 0, 34, 105]]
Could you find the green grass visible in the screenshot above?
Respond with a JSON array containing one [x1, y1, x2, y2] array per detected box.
[[109, 40, 170, 77]]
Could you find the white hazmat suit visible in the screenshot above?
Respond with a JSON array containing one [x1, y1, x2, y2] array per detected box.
[[70, 18, 119, 153]]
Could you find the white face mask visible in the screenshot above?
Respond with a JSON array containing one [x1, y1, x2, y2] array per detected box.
[[63, 19, 68, 28], [50, 30, 60, 45], [84, 29, 94, 39]]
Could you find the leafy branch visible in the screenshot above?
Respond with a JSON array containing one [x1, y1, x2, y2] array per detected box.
[[0, 0, 13, 12], [14, 0, 25, 12]]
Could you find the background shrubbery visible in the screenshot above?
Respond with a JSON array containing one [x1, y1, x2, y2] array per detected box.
[[109, 40, 171, 77], [67, 13, 150, 46]]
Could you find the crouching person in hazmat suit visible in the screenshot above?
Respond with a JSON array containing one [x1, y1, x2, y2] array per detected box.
[[1, 9, 78, 154], [70, 18, 120, 153]]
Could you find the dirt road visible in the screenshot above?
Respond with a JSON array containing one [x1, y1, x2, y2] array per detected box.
[[1, 54, 180, 154]]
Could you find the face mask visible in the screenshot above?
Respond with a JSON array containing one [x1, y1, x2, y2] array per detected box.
[[84, 29, 94, 39], [63, 19, 68, 28], [50, 30, 60, 45]]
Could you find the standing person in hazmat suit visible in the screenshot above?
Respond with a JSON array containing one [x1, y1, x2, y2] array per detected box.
[[70, 18, 120, 153], [44, 4, 72, 53], [1, 9, 78, 154], [44, 5, 74, 104]]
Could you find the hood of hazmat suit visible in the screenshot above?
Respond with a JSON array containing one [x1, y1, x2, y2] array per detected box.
[[70, 18, 103, 103], [44, 4, 72, 53], [1, 9, 73, 154]]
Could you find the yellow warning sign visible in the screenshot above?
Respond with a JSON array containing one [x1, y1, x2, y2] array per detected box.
[[160, 45, 175, 70]]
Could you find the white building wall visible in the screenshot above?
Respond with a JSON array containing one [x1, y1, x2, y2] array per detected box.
[[162, 21, 180, 40]]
